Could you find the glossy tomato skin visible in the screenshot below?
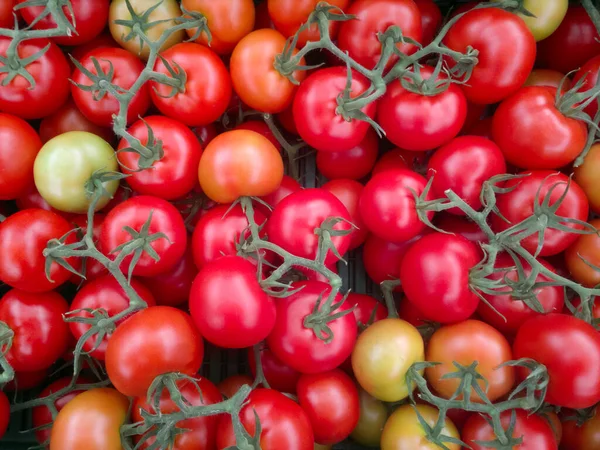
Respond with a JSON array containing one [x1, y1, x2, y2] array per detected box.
[[572, 55, 600, 118], [435, 213, 488, 245], [316, 129, 379, 180], [297, 369, 360, 445], [574, 143, 600, 214], [258, 174, 301, 216], [0, 289, 70, 372], [0, 209, 78, 292], [234, 120, 281, 152], [0, 113, 42, 200], [0, 1, 14, 29], [4, 368, 49, 392], [428, 136, 506, 214], [322, 179, 368, 249], [362, 234, 420, 288], [371, 148, 427, 175], [49, 388, 129, 450], [0, 390, 8, 440], [525, 69, 572, 92], [444, 8, 536, 105], [143, 248, 197, 307], [415, 0, 442, 45], [0, 37, 70, 119], [248, 346, 301, 393], [39, 100, 114, 144], [217, 388, 314, 450], [105, 306, 204, 397], [566, 218, 600, 287], [267, 281, 357, 374], [217, 374, 253, 399], [100, 195, 187, 277], [349, 293, 388, 327], [293, 67, 377, 153], [338, 0, 422, 69], [401, 233, 480, 323], [492, 171, 589, 257], [514, 314, 600, 409]]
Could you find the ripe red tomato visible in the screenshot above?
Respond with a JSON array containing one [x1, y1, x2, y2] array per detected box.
[[463, 117, 493, 139], [362, 233, 421, 288], [316, 129, 379, 180], [514, 314, 600, 409], [0, 1, 14, 29], [105, 306, 204, 397], [39, 100, 114, 144], [0, 390, 8, 440], [234, 120, 281, 152], [118, 116, 203, 200], [4, 368, 49, 392], [217, 374, 253, 399], [258, 174, 301, 216], [371, 149, 415, 175], [401, 233, 480, 323], [71, 47, 150, 127], [322, 179, 368, 249], [69, 32, 118, 63], [142, 248, 197, 307], [293, 67, 377, 153], [0, 289, 70, 372], [267, 281, 357, 374], [0, 38, 70, 119], [348, 293, 388, 327], [435, 213, 488, 245], [100, 196, 187, 277], [444, 8, 536, 104], [248, 346, 301, 393], [492, 171, 589, 257], [572, 55, 600, 118], [338, 0, 422, 69], [415, 0, 442, 45], [359, 169, 434, 243], [0, 113, 42, 200]]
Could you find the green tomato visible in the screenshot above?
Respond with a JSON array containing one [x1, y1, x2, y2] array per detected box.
[[491, 0, 568, 41], [34, 131, 119, 213], [350, 388, 388, 447]]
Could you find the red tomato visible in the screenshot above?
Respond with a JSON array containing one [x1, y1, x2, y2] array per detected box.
[[71, 47, 150, 127], [0, 38, 70, 119], [561, 405, 600, 450], [151, 43, 231, 126], [0, 209, 78, 292], [0, 390, 8, 440], [463, 117, 493, 139], [118, 116, 203, 200], [258, 175, 301, 216], [0, 1, 14, 29], [348, 293, 388, 327], [254, 0, 273, 29], [16, 185, 69, 216], [267, 281, 357, 374], [322, 179, 368, 249], [248, 346, 301, 393], [362, 234, 420, 288], [142, 248, 197, 307], [514, 314, 600, 409], [372, 148, 429, 175], [0, 289, 69, 371], [378, 66, 468, 152], [217, 374, 253, 399], [105, 306, 204, 397], [337, 0, 422, 69], [434, 213, 488, 245], [189, 255, 276, 348], [267, 188, 352, 267], [397, 297, 428, 327], [39, 100, 114, 144], [277, 103, 298, 134], [4, 368, 49, 392], [572, 55, 600, 118], [0, 113, 41, 200], [217, 388, 314, 450], [192, 123, 218, 148], [293, 67, 377, 153], [400, 233, 480, 323], [415, 0, 442, 45], [359, 169, 434, 243], [492, 171, 589, 257], [234, 120, 281, 151], [100, 196, 187, 277], [69, 32, 119, 62], [427, 136, 506, 213], [444, 8, 536, 104], [316, 129, 379, 180]]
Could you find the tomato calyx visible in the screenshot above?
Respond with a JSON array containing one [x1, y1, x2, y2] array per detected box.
[[303, 290, 355, 343], [0, 321, 14, 385], [561, 404, 598, 427]]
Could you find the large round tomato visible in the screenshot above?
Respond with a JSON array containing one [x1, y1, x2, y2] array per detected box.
[[100, 195, 187, 277], [34, 131, 119, 214], [293, 66, 377, 153], [230, 28, 305, 113], [105, 306, 204, 397], [198, 129, 284, 203], [572, 55, 600, 118], [142, 248, 197, 307], [316, 129, 379, 180], [566, 218, 600, 287], [0, 209, 78, 292], [322, 179, 368, 249], [574, 143, 600, 214], [0, 38, 70, 119], [39, 100, 114, 144], [49, 388, 128, 450], [561, 405, 600, 450], [415, 0, 442, 45], [350, 388, 388, 447], [492, 171, 589, 257], [248, 345, 301, 393], [443, 8, 536, 105], [0, 113, 41, 200], [258, 174, 301, 216], [352, 318, 424, 402], [514, 314, 600, 409], [0, 390, 8, 440], [0, 289, 70, 372], [362, 233, 421, 287]]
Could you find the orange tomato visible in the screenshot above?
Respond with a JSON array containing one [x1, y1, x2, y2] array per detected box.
[[218, 374, 254, 399], [565, 218, 600, 287], [574, 143, 600, 214]]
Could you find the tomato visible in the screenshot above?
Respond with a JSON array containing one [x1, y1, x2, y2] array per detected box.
[[34, 131, 119, 214], [0, 390, 8, 440], [434, 213, 488, 244], [338, 0, 422, 70], [0, 1, 14, 29], [143, 248, 197, 307], [105, 306, 203, 397], [492, 0, 568, 42], [378, 67, 468, 152], [350, 388, 388, 447], [277, 103, 298, 134], [444, 8, 536, 105], [415, 0, 442, 45], [217, 374, 253, 399], [39, 100, 114, 144], [427, 136, 506, 214], [49, 388, 128, 450], [0, 209, 78, 292], [316, 129, 379, 180], [217, 388, 314, 450], [15, 184, 73, 217], [249, 345, 301, 393], [258, 174, 301, 216], [69, 33, 119, 63], [182, 0, 255, 54], [293, 67, 377, 153], [565, 218, 600, 287], [514, 314, 600, 409], [109, 0, 183, 60], [322, 179, 368, 249], [297, 369, 359, 445], [198, 129, 284, 203], [362, 234, 420, 288], [0, 38, 70, 119], [132, 378, 222, 450], [100, 195, 187, 277], [348, 293, 388, 327], [463, 117, 493, 139], [381, 404, 460, 450], [537, 6, 600, 74], [192, 123, 218, 148], [492, 171, 589, 257], [572, 55, 600, 118], [371, 148, 428, 175], [4, 368, 49, 392], [561, 405, 600, 450], [235, 120, 281, 152], [575, 143, 600, 214], [463, 409, 557, 450], [267, 188, 352, 267], [0, 289, 69, 372], [397, 298, 428, 328], [0, 113, 41, 200], [18, 0, 109, 46], [267, 281, 357, 374], [525, 69, 572, 92], [427, 320, 515, 402], [230, 28, 305, 113]]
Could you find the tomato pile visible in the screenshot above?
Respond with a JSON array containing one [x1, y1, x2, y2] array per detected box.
[[1, 0, 600, 449]]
